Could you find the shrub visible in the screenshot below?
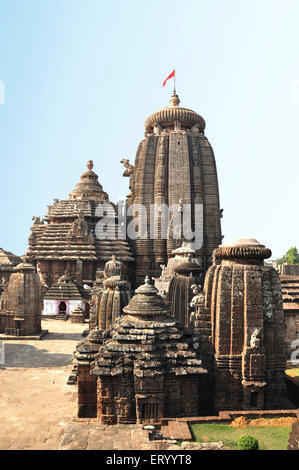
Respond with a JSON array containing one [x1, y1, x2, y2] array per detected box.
[[237, 435, 259, 450]]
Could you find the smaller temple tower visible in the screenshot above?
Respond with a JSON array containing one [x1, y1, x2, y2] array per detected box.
[[168, 254, 202, 327], [203, 238, 286, 411], [0, 260, 42, 337], [88, 276, 208, 424], [90, 255, 132, 330], [26, 161, 134, 288]]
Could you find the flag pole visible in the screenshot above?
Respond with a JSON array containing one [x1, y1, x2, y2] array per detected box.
[[174, 75, 176, 93]]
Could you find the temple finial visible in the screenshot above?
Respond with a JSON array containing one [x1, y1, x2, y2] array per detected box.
[[87, 160, 94, 171], [169, 92, 180, 107]]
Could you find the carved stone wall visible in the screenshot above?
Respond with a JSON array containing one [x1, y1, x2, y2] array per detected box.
[[204, 239, 286, 411]]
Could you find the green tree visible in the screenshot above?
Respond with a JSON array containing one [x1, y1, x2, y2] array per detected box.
[[276, 247, 299, 266]]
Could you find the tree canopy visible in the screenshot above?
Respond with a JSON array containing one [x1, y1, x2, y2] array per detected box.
[[276, 247, 299, 266]]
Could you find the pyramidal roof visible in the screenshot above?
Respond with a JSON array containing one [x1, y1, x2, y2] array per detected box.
[[123, 276, 170, 317], [68, 160, 109, 202], [0, 248, 22, 267]]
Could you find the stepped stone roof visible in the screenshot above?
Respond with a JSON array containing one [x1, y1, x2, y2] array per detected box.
[[280, 275, 299, 313], [74, 329, 107, 366], [68, 160, 109, 202], [28, 222, 133, 262], [26, 162, 134, 263], [44, 279, 83, 300], [0, 249, 22, 268], [28, 223, 97, 261], [90, 277, 207, 378]]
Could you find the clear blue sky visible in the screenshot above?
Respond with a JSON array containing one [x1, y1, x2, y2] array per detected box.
[[0, 0, 298, 259]]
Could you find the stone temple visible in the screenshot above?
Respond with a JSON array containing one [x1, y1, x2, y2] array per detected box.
[[24, 93, 222, 292], [75, 238, 288, 422], [123, 92, 222, 285], [1, 91, 292, 425], [25, 160, 134, 288], [0, 259, 43, 337], [203, 238, 286, 410]]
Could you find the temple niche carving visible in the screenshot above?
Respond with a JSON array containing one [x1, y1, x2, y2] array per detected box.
[[66, 211, 90, 242]]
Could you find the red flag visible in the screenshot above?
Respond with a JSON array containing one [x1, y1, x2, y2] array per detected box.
[[162, 69, 175, 87]]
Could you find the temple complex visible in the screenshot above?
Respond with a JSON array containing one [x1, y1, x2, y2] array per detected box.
[[124, 92, 222, 284], [76, 235, 289, 422], [25, 161, 134, 289], [1, 90, 294, 436], [0, 259, 43, 337], [87, 276, 209, 423]]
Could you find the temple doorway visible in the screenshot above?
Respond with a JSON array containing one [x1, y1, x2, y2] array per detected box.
[[59, 301, 67, 314]]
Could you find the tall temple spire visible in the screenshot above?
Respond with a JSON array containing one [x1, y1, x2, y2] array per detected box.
[[130, 92, 221, 284]]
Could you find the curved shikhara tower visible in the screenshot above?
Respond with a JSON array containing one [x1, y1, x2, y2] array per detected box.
[[124, 92, 222, 284]]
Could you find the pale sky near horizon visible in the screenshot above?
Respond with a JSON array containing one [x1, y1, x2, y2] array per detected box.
[[0, 0, 299, 259]]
